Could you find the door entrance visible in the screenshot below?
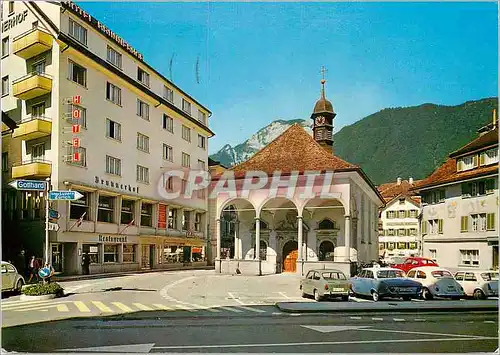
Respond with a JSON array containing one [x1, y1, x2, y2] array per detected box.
[[493, 245, 498, 270], [149, 244, 155, 268], [283, 240, 298, 272], [141, 245, 150, 269], [51, 243, 63, 273]]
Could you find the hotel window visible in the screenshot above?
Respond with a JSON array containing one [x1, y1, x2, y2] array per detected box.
[[123, 245, 136, 263], [480, 148, 499, 166], [197, 188, 205, 199], [106, 46, 122, 69], [163, 86, 173, 102], [386, 211, 395, 219], [106, 155, 121, 176], [68, 60, 87, 87], [106, 119, 121, 141], [387, 229, 395, 236], [104, 244, 118, 263], [422, 189, 445, 204], [457, 155, 479, 172], [97, 195, 115, 223], [195, 213, 201, 232], [137, 165, 149, 184], [68, 18, 87, 45], [70, 191, 89, 221], [67, 104, 87, 128], [181, 179, 187, 194], [182, 125, 191, 142], [429, 219, 443, 234], [198, 159, 206, 171], [429, 249, 437, 262], [409, 228, 417, 236], [32, 143, 45, 162], [2, 152, 8, 172], [66, 146, 87, 167], [141, 203, 153, 227], [198, 134, 206, 149], [31, 102, 46, 118], [137, 133, 149, 153], [460, 249, 479, 266], [82, 244, 99, 264], [2, 37, 8, 58], [32, 59, 45, 75], [398, 228, 406, 236], [137, 99, 149, 120], [182, 152, 190, 168], [168, 208, 177, 229], [8, 1, 14, 14], [137, 67, 150, 87], [398, 210, 405, 219], [106, 82, 122, 105], [162, 114, 173, 132], [182, 99, 191, 115], [2, 76, 9, 96], [163, 144, 173, 162], [198, 110, 206, 124], [182, 210, 191, 231], [164, 176, 173, 191], [399, 198, 405, 205], [471, 213, 486, 232], [409, 210, 418, 218], [121, 199, 135, 224]]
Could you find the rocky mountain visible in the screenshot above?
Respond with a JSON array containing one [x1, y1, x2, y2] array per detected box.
[[210, 97, 498, 185]]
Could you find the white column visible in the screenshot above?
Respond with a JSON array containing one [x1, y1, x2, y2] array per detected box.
[[255, 217, 260, 260], [345, 215, 351, 262], [297, 216, 303, 260], [216, 218, 221, 260], [233, 221, 238, 260]]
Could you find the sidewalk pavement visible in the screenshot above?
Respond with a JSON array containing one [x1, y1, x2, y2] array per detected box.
[[275, 299, 499, 313], [53, 265, 214, 282]]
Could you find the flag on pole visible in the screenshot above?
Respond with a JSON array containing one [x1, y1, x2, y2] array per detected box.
[[76, 212, 86, 227], [119, 219, 135, 235]]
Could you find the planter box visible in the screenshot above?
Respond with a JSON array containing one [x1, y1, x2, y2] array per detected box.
[[20, 293, 56, 301]]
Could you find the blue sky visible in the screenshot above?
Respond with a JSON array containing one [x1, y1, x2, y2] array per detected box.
[[78, 2, 498, 154]]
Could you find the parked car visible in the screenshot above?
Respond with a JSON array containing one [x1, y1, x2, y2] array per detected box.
[[454, 270, 499, 300], [392, 257, 439, 274], [1, 261, 25, 294], [406, 267, 464, 300], [349, 266, 422, 301], [300, 269, 350, 301]]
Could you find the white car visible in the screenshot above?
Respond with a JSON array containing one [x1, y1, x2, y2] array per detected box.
[[454, 270, 499, 300], [406, 266, 465, 300], [1, 261, 25, 294]]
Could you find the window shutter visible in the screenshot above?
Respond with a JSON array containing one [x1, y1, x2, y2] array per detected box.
[[405, 210, 409, 218], [386, 211, 390, 219], [473, 155, 478, 167], [439, 190, 445, 201], [421, 220, 427, 234], [461, 216, 469, 232], [480, 153, 485, 166], [438, 219, 443, 234], [487, 213, 495, 231], [457, 160, 464, 171]]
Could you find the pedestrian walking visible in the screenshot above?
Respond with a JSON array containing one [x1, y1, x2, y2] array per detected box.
[[82, 252, 90, 275], [28, 256, 41, 283]]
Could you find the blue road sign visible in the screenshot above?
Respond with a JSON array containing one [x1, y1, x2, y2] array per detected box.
[[49, 209, 60, 219], [8, 180, 47, 191], [48, 190, 84, 201], [38, 267, 51, 279]]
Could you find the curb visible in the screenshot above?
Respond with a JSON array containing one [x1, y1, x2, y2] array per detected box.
[[19, 293, 57, 301], [53, 266, 214, 282]]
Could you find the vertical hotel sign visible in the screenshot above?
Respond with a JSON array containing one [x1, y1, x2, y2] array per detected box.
[[61, 1, 144, 61], [158, 204, 167, 229]]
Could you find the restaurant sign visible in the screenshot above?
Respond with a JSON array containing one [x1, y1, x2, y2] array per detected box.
[[61, 1, 144, 61], [98, 234, 127, 243]]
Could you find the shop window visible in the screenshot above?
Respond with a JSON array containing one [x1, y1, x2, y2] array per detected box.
[[164, 245, 182, 263], [98, 195, 115, 223], [123, 244, 136, 263], [168, 208, 177, 229], [192, 247, 204, 262], [141, 203, 152, 227], [195, 213, 201, 232], [83, 244, 99, 263], [70, 191, 89, 221], [103, 244, 118, 263], [182, 210, 191, 231], [121, 199, 135, 224]]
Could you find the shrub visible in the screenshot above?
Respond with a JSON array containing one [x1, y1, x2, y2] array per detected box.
[[22, 282, 64, 297]]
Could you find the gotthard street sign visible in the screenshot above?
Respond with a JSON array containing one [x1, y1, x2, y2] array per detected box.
[[8, 180, 47, 191]]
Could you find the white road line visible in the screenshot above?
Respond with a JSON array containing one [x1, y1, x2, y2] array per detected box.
[[278, 292, 292, 300], [364, 328, 487, 339], [212, 305, 243, 313], [74, 301, 91, 313], [393, 318, 406, 322], [349, 297, 372, 303], [371, 317, 383, 321], [3, 300, 69, 311], [484, 321, 496, 324], [152, 337, 498, 350], [92, 301, 114, 313], [112, 302, 134, 312], [2, 299, 58, 309], [233, 306, 266, 313], [132, 303, 153, 311], [13, 304, 61, 312], [350, 316, 362, 320], [174, 304, 196, 312], [228, 292, 246, 305]]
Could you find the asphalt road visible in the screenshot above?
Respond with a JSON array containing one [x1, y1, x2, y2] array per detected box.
[[1, 270, 499, 353]]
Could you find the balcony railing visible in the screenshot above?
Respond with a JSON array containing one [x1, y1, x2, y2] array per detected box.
[[12, 72, 52, 100], [12, 115, 52, 140], [12, 159, 51, 179], [13, 28, 53, 59]]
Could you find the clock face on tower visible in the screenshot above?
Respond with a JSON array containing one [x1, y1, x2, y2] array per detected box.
[[315, 116, 326, 125]]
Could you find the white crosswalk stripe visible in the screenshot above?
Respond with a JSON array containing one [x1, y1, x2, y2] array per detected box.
[[233, 305, 266, 313]]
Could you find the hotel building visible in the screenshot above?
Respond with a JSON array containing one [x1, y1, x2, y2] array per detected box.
[[412, 113, 499, 272], [1, 1, 214, 275]]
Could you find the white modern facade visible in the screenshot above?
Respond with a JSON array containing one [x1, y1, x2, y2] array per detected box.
[[1, 1, 213, 274], [415, 119, 499, 272]]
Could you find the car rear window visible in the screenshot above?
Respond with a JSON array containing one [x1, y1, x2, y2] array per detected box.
[[377, 270, 403, 278], [481, 272, 499, 281], [431, 270, 452, 278], [322, 272, 346, 280]]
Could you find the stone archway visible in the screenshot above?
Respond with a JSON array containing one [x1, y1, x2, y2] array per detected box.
[[282, 240, 298, 272], [318, 240, 335, 261]]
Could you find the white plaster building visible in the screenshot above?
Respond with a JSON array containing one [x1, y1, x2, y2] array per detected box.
[[413, 115, 499, 272], [377, 178, 422, 262], [1, 1, 213, 274], [209, 80, 385, 277]]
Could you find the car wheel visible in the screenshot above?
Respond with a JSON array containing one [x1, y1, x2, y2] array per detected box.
[[371, 291, 380, 302], [473, 289, 486, 300], [314, 289, 322, 302], [422, 288, 433, 300], [15, 279, 24, 294]]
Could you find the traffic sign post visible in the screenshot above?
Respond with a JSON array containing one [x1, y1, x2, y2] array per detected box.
[[48, 222, 60, 232], [8, 179, 46, 191], [49, 209, 60, 219], [49, 190, 84, 201]]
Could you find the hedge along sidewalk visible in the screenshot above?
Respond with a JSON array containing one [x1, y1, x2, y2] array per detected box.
[[20, 282, 64, 301], [275, 300, 499, 313]]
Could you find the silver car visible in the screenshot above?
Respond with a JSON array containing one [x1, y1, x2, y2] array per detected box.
[[1, 261, 25, 294]]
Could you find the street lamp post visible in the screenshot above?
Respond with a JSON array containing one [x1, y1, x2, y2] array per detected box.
[[45, 177, 51, 265]]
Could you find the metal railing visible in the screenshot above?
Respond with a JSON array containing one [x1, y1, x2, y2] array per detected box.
[[13, 159, 52, 167], [20, 115, 52, 123]]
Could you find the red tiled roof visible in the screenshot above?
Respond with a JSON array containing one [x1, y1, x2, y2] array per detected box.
[[449, 127, 498, 158], [230, 124, 358, 174], [377, 179, 421, 199]]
